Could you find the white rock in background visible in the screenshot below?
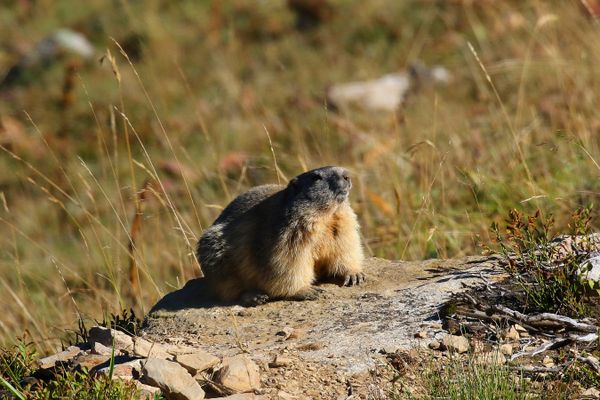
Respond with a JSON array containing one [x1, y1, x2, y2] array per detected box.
[[1, 28, 96, 88], [23, 29, 95, 67], [328, 73, 411, 111], [327, 63, 450, 112]]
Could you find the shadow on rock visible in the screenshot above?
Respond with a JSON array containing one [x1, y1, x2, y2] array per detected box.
[[149, 278, 224, 313]]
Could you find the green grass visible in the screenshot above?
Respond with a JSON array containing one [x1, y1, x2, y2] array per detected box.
[[2, 0, 600, 353], [0, 340, 154, 399], [390, 351, 530, 400], [423, 356, 528, 400]]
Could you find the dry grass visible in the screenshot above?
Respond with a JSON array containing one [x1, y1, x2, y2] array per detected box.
[[1, 0, 600, 352]]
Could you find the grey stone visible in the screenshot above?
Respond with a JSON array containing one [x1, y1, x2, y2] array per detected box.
[[141, 358, 205, 400], [442, 335, 470, 354], [499, 343, 513, 356], [428, 340, 441, 350], [216, 355, 261, 393], [92, 341, 114, 356], [504, 326, 520, 342], [134, 337, 172, 359], [174, 350, 220, 374]]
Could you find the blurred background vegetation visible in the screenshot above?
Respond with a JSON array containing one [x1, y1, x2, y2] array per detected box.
[[1, 0, 600, 352]]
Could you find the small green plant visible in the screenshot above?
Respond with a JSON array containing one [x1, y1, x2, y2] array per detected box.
[[0, 340, 151, 400], [0, 340, 36, 394], [491, 206, 597, 317], [64, 309, 142, 348], [35, 370, 142, 400], [100, 308, 143, 336]]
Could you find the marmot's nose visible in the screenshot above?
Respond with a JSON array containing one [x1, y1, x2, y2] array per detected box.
[[335, 174, 351, 193]]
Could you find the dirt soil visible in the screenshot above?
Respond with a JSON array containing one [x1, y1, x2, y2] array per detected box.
[[141, 256, 505, 399]]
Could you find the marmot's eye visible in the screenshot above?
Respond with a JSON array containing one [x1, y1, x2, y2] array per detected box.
[[343, 175, 349, 181]]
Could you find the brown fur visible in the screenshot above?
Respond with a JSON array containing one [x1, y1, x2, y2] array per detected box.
[[197, 166, 364, 303]]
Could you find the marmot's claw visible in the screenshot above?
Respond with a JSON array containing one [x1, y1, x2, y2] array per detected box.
[[343, 272, 365, 287], [241, 292, 270, 306]]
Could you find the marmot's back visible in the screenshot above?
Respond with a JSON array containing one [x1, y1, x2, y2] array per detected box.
[[214, 184, 283, 224]]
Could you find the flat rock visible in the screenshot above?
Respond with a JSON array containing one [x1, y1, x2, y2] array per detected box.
[[216, 355, 261, 393], [96, 359, 143, 379], [72, 354, 112, 370], [133, 337, 172, 359], [88, 327, 134, 353], [141, 358, 205, 400], [175, 351, 220, 374], [37, 345, 83, 369], [142, 256, 504, 376]]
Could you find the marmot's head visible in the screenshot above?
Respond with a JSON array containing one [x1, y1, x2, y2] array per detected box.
[[286, 166, 352, 212]]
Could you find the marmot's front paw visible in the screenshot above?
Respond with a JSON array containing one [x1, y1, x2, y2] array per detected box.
[[241, 292, 271, 307], [291, 286, 324, 301], [342, 272, 365, 287]]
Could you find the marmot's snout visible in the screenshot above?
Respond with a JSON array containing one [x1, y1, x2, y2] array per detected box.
[[289, 166, 353, 207], [330, 169, 351, 203]]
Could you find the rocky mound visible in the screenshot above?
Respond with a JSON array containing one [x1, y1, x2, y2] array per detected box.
[[24, 255, 507, 399]]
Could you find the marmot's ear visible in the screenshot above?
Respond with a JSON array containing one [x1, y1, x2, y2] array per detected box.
[[288, 177, 300, 193]]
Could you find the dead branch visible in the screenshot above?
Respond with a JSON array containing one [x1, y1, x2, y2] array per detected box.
[[576, 355, 600, 372], [491, 305, 598, 333], [510, 338, 570, 361], [510, 365, 564, 374]]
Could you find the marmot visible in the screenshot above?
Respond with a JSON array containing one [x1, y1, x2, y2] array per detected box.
[[196, 166, 364, 304]]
